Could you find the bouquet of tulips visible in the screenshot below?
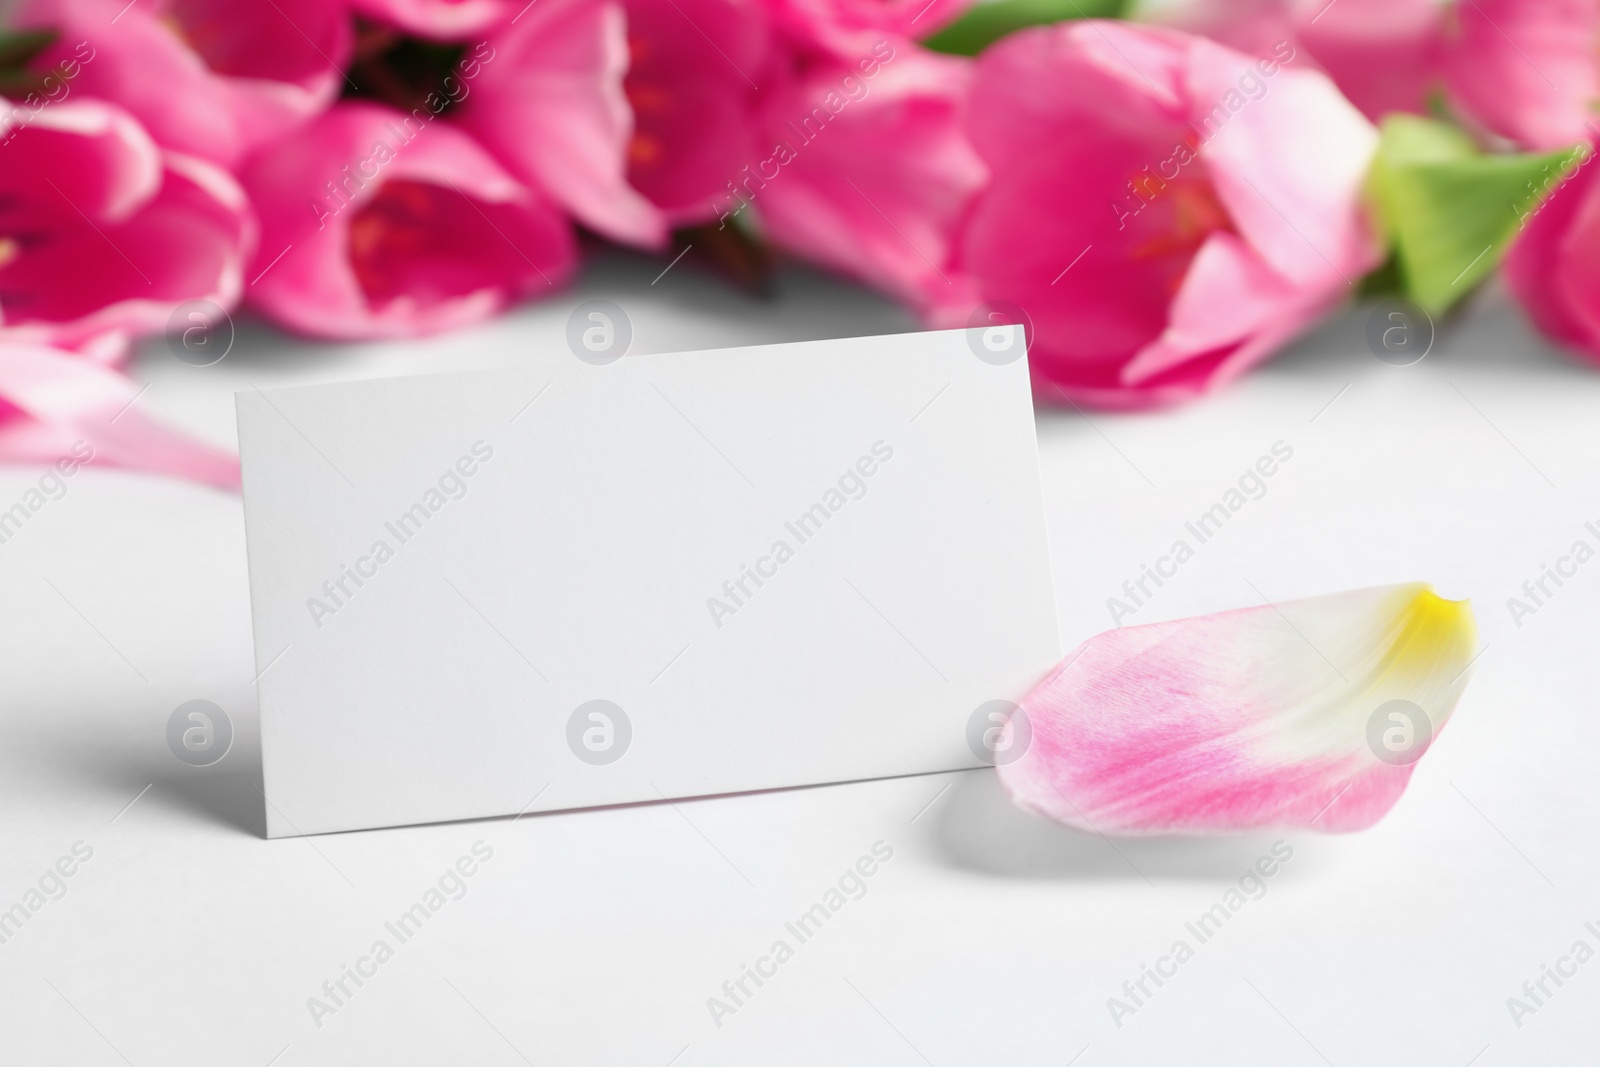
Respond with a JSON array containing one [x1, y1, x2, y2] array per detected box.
[[0, 0, 1593, 483]]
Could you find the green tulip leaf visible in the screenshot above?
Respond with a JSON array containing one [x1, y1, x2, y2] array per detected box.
[[1368, 114, 1583, 316], [923, 0, 1127, 57]]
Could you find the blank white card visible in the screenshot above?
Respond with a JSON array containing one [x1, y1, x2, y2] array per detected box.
[[238, 327, 1060, 836]]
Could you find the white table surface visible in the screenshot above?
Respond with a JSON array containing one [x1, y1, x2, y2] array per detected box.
[[2, 250, 1596, 1065]]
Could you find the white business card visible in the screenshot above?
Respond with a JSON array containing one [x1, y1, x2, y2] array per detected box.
[[238, 327, 1059, 836]]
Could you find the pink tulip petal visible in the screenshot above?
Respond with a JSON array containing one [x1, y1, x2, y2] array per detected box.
[[621, 0, 769, 226], [756, 48, 986, 309], [0, 344, 239, 487], [1152, 0, 1445, 121], [1537, 175, 1600, 349], [1120, 229, 1339, 396], [1295, 0, 1444, 120], [764, 0, 975, 58], [1444, 0, 1600, 151], [1505, 160, 1600, 353], [1122, 231, 1292, 382], [460, 0, 667, 247], [1187, 37, 1379, 290], [350, 0, 517, 37], [998, 584, 1477, 835]]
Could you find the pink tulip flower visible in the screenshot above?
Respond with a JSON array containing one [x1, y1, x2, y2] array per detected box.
[[1505, 153, 1600, 358], [15, 0, 350, 169], [947, 22, 1380, 408], [239, 102, 575, 340], [749, 45, 988, 310], [1441, 0, 1600, 150], [0, 97, 253, 359]]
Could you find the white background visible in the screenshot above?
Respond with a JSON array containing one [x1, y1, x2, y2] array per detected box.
[[1, 250, 1594, 1065]]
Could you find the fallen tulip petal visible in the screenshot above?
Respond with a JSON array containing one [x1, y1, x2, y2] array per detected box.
[[0, 343, 240, 488], [997, 583, 1476, 835]]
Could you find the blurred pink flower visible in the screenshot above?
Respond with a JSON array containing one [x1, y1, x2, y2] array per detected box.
[[752, 45, 988, 310], [1505, 155, 1600, 357], [946, 22, 1380, 408], [0, 97, 253, 358], [350, 0, 518, 37], [1441, 0, 1600, 150], [240, 102, 575, 339], [16, 0, 350, 169], [1151, 0, 1446, 122]]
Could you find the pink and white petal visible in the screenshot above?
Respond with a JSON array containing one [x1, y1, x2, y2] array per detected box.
[[1188, 37, 1380, 290], [0, 344, 239, 487], [461, 0, 667, 247], [998, 583, 1477, 835]]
